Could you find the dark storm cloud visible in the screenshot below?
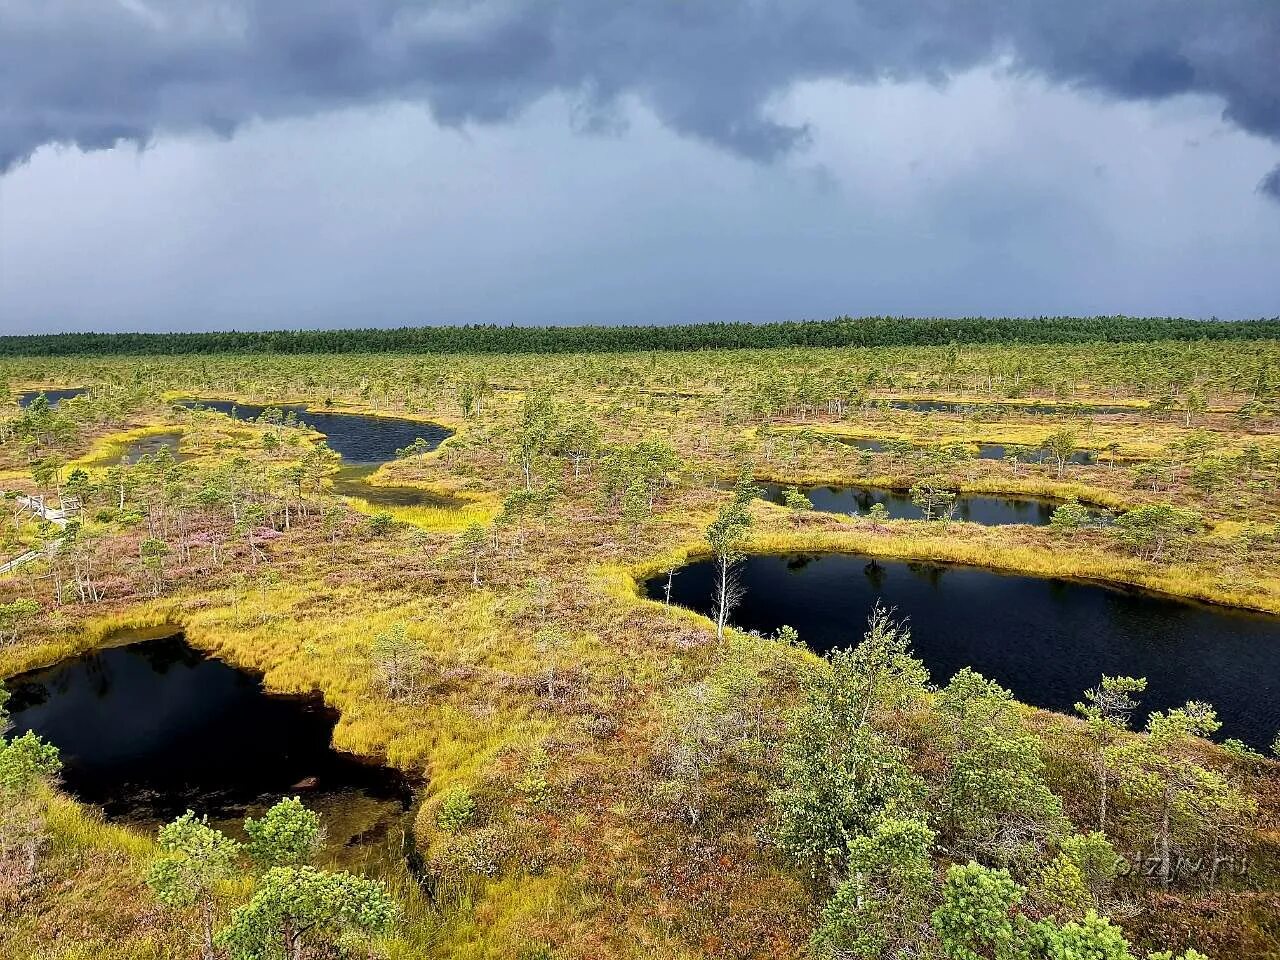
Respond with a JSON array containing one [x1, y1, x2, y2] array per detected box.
[[1260, 164, 1280, 201], [2, 0, 1279, 176]]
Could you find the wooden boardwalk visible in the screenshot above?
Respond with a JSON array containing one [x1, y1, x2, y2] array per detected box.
[[1, 493, 78, 573]]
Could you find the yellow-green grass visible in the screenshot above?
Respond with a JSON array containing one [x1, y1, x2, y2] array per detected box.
[[774, 419, 1280, 460], [868, 392, 1152, 409], [66, 424, 186, 471]]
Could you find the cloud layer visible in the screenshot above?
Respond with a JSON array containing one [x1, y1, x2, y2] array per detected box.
[[3, 0, 1279, 180]]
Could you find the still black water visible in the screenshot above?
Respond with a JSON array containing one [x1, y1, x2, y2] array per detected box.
[[756, 482, 1060, 526], [329, 465, 462, 508], [17, 387, 87, 408], [647, 554, 1280, 748], [833, 436, 1095, 464], [4, 633, 410, 822], [177, 399, 451, 465], [122, 431, 184, 464]]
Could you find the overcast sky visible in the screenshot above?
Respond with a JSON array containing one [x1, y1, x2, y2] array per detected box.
[[1, 1, 1278, 334]]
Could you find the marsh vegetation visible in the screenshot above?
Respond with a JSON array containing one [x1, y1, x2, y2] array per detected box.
[[0, 327, 1278, 959]]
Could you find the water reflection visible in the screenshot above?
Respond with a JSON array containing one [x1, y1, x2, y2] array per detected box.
[[176, 399, 451, 465], [17, 387, 87, 408], [647, 554, 1280, 748], [755, 482, 1071, 526], [5, 633, 411, 824]]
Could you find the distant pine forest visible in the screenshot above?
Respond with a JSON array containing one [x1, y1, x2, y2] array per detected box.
[[3, 315, 1278, 356]]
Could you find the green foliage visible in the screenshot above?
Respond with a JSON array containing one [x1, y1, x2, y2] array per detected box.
[[909, 482, 957, 521], [366, 511, 395, 537], [147, 812, 243, 908], [774, 606, 928, 879], [436, 787, 477, 833], [371, 621, 428, 700], [936, 669, 1067, 866], [454, 521, 489, 585], [1054, 832, 1123, 910], [0, 597, 41, 645], [1112, 505, 1204, 561], [1041, 428, 1078, 475], [813, 815, 936, 959], [1039, 909, 1136, 960], [706, 496, 752, 562], [931, 863, 1201, 960], [1050, 498, 1093, 531], [244, 797, 323, 869], [3, 316, 1276, 356], [515, 756, 552, 808], [147, 811, 243, 957], [781, 486, 813, 511], [0, 730, 62, 792], [395, 437, 436, 459], [932, 862, 1022, 960], [0, 720, 62, 882], [1075, 676, 1147, 832], [659, 641, 773, 824], [215, 865, 399, 960], [1111, 701, 1254, 888]]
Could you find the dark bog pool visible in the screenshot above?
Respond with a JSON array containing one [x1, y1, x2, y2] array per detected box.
[[122, 431, 183, 464], [178, 399, 451, 465], [329, 465, 461, 508], [976, 444, 1095, 465], [647, 554, 1280, 748], [18, 387, 87, 408], [4, 633, 411, 824], [756, 482, 1060, 525], [831, 436, 1094, 464]]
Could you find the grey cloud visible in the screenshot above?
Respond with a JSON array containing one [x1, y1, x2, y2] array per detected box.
[[2, 0, 1278, 178], [1260, 164, 1280, 201]]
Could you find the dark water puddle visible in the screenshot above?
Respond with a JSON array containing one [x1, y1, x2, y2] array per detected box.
[[975, 443, 1096, 465], [755, 482, 1065, 526], [330, 465, 462, 508], [17, 387, 87, 408], [121, 431, 184, 464], [177, 399, 453, 506], [877, 398, 1142, 415], [176, 399, 452, 466], [829, 436, 1096, 464], [647, 554, 1280, 748], [4, 633, 413, 829]]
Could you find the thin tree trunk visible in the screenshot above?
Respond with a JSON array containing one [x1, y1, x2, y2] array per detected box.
[[1159, 789, 1173, 888]]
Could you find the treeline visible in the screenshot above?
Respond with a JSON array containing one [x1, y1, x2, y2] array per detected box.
[[3, 316, 1278, 356]]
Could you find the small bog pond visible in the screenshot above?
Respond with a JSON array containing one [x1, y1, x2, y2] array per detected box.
[[755, 482, 1063, 526], [5, 632, 411, 827], [121, 431, 183, 464], [178, 399, 451, 465], [17, 387, 87, 408], [329, 465, 462, 508], [179, 399, 453, 506], [832, 436, 1096, 464], [647, 554, 1280, 748]]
